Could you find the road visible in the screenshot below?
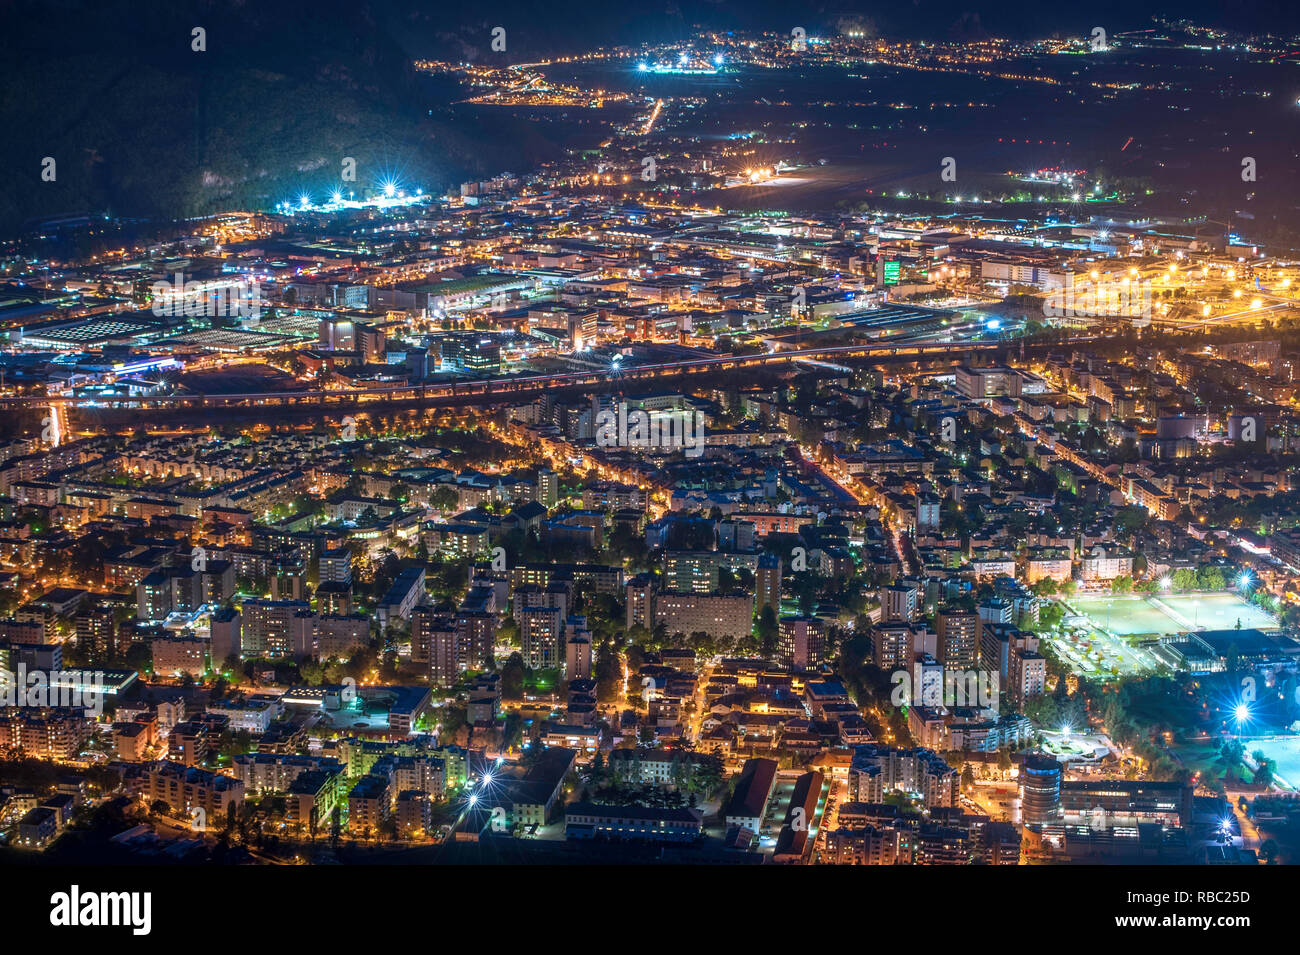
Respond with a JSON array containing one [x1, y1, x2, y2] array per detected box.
[[1, 337, 1093, 415]]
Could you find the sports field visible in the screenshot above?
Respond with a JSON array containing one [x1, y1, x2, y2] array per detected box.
[[1242, 737, 1300, 790], [1069, 593, 1275, 637], [1069, 595, 1177, 636], [1157, 593, 1277, 633]]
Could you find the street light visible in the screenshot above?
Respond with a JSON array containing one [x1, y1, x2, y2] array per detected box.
[[1234, 702, 1251, 731]]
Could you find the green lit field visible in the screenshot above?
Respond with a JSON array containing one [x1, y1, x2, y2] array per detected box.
[[1068, 595, 1177, 636], [1053, 592, 1278, 681], [1239, 737, 1300, 790], [1068, 593, 1276, 637], [1156, 593, 1277, 633]]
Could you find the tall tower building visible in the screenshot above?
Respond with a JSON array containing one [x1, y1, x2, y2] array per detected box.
[[936, 609, 978, 670], [756, 553, 782, 615]]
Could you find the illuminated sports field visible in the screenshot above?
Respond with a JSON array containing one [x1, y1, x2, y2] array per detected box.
[[1069, 595, 1178, 636], [1068, 593, 1276, 637], [1244, 737, 1300, 790], [1156, 593, 1277, 633]]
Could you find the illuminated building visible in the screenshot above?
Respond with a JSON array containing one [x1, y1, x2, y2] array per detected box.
[[1020, 754, 1062, 827], [0, 708, 92, 760], [936, 610, 978, 670], [777, 616, 826, 669], [565, 803, 703, 843]]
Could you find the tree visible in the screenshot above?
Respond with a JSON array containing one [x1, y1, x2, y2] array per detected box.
[[717, 566, 737, 592], [431, 485, 460, 513], [1260, 838, 1279, 864], [1197, 566, 1227, 591], [1038, 602, 1065, 632], [594, 643, 621, 703], [1253, 756, 1275, 788], [299, 660, 324, 685], [589, 750, 607, 787], [1115, 507, 1147, 540], [500, 653, 526, 702], [996, 749, 1013, 775]]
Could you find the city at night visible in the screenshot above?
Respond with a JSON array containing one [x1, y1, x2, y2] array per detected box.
[[2, 0, 1297, 934]]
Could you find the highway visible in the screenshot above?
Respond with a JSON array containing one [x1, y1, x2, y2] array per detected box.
[[0, 337, 1090, 415]]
